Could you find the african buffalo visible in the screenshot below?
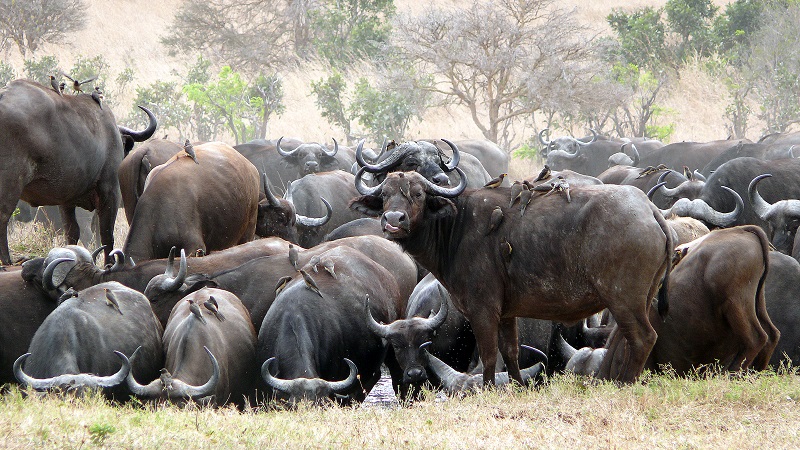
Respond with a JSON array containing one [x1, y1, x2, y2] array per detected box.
[[351, 163, 673, 384], [424, 348, 545, 395], [0, 80, 156, 265], [748, 174, 800, 255], [258, 245, 404, 404], [256, 173, 331, 243], [424, 139, 508, 178], [14, 282, 163, 397], [127, 288, 257, 406], [764, 251, 800, 367], [118, 138, 183, 224], [598, 166, 703, 209], [123, 142, 260, 262], [637, 139, 751, 172], [700, 141, 797, 177], [322, 218, 383, 242]]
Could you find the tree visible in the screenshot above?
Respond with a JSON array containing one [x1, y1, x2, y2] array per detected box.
[[665, 0, 718, 60], [249, 73, 286, 139], [23, 55, 60, 85], [311, 71, 353, 142], [128, 81, 192, 139], [0, 0, 86, 57], [607, 7, 669, 71], [309, 0, 395, 67], [0, 60, 15, 87], [608, 63, 673, 140], [391, 0, 599, 151]]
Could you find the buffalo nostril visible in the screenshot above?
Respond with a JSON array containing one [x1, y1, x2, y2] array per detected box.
[[384, 211, 406, 227], [406, 367, 426, 382], [432, 173, 451, 186]]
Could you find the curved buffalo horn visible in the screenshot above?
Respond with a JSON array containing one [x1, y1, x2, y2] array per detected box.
[[421, 291, 449, 331], [627, 143, 640, 166], [322, 138, 339, 158], [326, 358, 358, 393], [790, 145, 797, 159], [355, 139, 409, 173], [15, 350, 131, 390], [276, 136, 298, 157], [520, 344, 548, 367], [295, 198, 332, 228], [165, 246, 177, 277], [647, 181, 667, 201], [261, 357, 295, 393], [667, 186, 744, 227], [91, 245, 107, 265], [167, 346, 220, 400], [749, 174, 775, 220], [693, 170, 706, 182], [440, 139, 461, 172], [365, 295, 391, 338], [66, 245, 94, 264], [43, 257, 75, 291], [420, 167, 467, 198], [262, 173, 281, 207], [424, 350, 470, 391], [546, 148, 581, 161], [161, 249, 188, 292], [118, 106, 158, 142], [556, 332, 577, 360], [103, 249, 127, 273], [577, 129, 598, 145], [520, 362, 545, 383], [125, 347, 164, 397], [538, 128, 551, 147], [354, 167, 387, 196]]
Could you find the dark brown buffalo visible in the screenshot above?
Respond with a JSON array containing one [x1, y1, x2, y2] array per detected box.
[[748, 174, 800, 255], [322, 218, 383, 242], [284, 170, 360, 247], [123, 142, 260, 262], [425, 139, 508, 179], [764, 251, 800, 367], [118, 138, 183, 224], [14, 282, 163, 397], [637, 226, 779, 374], [598, 166, 703, 209], [351, 167, 673, 384], [258, 245, 403, 404], [637, 139, 751, 172], [0, 271, 56, 385], [256, 173, 331, 243], [127, 288, 257, 406], [0, 80, 156, 265]]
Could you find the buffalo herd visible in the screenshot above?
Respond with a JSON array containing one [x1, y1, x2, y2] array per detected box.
[[2, 79, 800, 407]]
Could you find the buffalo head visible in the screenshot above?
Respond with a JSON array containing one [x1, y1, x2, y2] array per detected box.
[[276, 137, 340, 175], [355, 139, 461, 187], [365, 293, 448, 384], [261, 357, 358, 406], [350, 169, 467, 239], [749, 174, 800, 254], [540, 128, 597, 159], [257, 173, 332, 242]]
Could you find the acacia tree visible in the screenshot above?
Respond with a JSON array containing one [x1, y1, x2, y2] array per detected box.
[[0, 0, 86, 57], [391, 0, 599, 151]]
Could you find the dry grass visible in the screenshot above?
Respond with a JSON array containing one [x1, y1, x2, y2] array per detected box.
[[2, 371, 800, 449]]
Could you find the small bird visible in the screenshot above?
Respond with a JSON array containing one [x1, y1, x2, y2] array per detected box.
[[62, 73, 97, 93], [484, 173, 507, 189], [534, 175, 571, 203], [500, 239, 513, 263], [203, 297, 226, 322], [509, 181, 524, 208], [188, 299, 207, 324], [288, 244, 299, 270], [159, 368, 174, 391], [518, 189, 533, 216], [183, 139, 199, 164], [103, 288, 123, 315], [533, 165, 551, 182], [195, 248, 205, 257], [91, 86, 103, 109], [322, 260, 336, 278], [58, 81, 66, 94], [486, 206, 504, 236], [275, 276, 293, 295], [308, 255, 321, 272], [49, 75, 62, 96], [637, 164, 668, 178], [300, 269, 323, 297]]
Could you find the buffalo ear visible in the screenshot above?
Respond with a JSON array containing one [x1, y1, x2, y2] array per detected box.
[[122, 135, 135, 156], [426, 197, 457, 220], [349, 196, 383, 217], [184, 275, 218, 295]]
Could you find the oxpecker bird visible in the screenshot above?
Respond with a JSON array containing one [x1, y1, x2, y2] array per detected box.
[[484, 173, 507, 189], [275, 276, 292, 295], [49, 75, 62, 96], [300, 269, 323, 297], [188, 299, 207, 324], [203, 297, 226, 322], [509, 181, 525, 208], [322, 260, 336, 278], [519, 189, 533, 217], [288, 244, 299, 270], [308, 255, 321, 272], [103, 288, 123, 315], [486, 206, 504, 236], [183, 139, 199, 164], [91, 86, 104, 109], [63, 73, 97, 93], [160, 368, 174, 391], [534, 175, 571, 203], [533, 165, 551, 183]]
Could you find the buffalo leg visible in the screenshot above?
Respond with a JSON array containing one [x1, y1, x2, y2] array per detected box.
[[95, 185, 119, 266], [0, 184, 24, 265], [59, 205, 80, 245], [724, 302, 768, 371], [601, 304, 656, 383], [753, 292, 780, 370], [470, 316, 500, 387], [498, 318, 522, 384]]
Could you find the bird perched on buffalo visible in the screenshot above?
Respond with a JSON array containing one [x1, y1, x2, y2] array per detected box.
[[62, 73, 97, 93], [203, 297, 226, 322], [300, 269, 323, 297], [484, 173, 507, 188], [288, 244, 299, 270], [91, 86, 104, 109], [322, 260, 336, 278], [49, 75, 62, 96], [274, 276, 292, 295], [518, 188, 533, 216], [183, 139, 199, 164], [534, 175, 571, 203], [486, 206, 504, 235], [308, 255, 321, 272], [103, 288, 123, 315], [533, 165, 551, 182], [188, 299, 207, 324], [509, 181, 525, 208]]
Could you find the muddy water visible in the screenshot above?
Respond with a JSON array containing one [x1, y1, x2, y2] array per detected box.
[[363, 373, 399, 408]]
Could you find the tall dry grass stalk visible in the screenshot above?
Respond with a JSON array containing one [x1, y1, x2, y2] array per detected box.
[[1, 370, 799, 449]]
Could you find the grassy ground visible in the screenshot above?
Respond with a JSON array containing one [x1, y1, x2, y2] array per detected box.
[[2, 370, 800, 449]]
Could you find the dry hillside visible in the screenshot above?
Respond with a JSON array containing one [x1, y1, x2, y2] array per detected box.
[[3, 0, 739, 150]]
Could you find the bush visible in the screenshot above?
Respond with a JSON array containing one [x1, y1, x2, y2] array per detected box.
[[23, 55, 60, 86]]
